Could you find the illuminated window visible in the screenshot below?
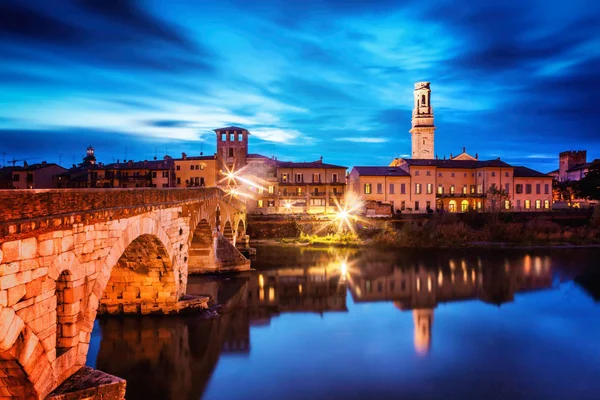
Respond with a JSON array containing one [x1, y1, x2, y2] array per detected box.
[[437, 185, 443, 194], [268, 186, 274, 194], [296, 187, 302, 196], [257, 200, 263, 208], [364, 183, 372, 194], [477, 184, 483, 194], [461, 200, 469, 212], [281, 174, 288, 183], [449, 200, 457, 213], [450, 185, 455, 194], [504, 200, 510, 210], [415, 183, 422, 194], [544, 200, 550, 209], [426, 183, 433, 194], [535, 200, 541, 209], [525, 200, 531, 209], [462, 185, 467, 194]]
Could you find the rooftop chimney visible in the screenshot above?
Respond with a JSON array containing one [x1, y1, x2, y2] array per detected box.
[[463, 146, 466, 153], [182, 152, 187, 160], [475, 153, 478, 159]]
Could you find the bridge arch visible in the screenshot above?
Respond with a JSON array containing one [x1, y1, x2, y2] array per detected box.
[[188, 219, 215, 273], [235, 219, 246, 247], [223, 221, 234, 243], [0, 323, 54, 398]]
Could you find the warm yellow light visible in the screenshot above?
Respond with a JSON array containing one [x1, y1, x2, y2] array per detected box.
[[258, 274, 264, 289], [298, 284, 303, 294], [341, 261, 348, 276], [259, 288, 264, 301], [268, 287, 275, 302]]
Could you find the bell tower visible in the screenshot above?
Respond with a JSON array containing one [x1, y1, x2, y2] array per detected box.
[[410, 82, 435, 159], [215, 126, 249, 174]]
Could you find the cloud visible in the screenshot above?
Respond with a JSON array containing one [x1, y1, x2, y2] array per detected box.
[[0, 0, 598, 173], [335, 137, 388, 143], [248, 127, 314, 145]]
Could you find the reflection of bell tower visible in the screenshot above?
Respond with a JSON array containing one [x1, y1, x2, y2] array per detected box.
[[215, 126, 249, 175], [413, 309, 433, 355], [410, 82, 435, 159]]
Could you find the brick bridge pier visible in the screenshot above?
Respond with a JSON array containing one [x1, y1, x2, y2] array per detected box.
[[0, 188, 250, 399]]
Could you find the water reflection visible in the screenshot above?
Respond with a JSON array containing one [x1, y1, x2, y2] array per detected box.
[[345, 253, 554, 354], [88, 246, 600, 400]]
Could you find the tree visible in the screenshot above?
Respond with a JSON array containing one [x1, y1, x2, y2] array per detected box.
[[578, 162, 600, 201], [486, 185, 509, 212], [553, 180, 579, 208]]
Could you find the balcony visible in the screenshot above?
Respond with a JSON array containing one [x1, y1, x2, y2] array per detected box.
[[310, 192, 326, 197], [436, 192, 485, 198]]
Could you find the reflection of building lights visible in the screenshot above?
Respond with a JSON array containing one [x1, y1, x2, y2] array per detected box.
[[258, 274, 264, 289], [438, 271, 443, 286], [259, 288, 264, 301], [269, 287, 275, 302], [427, 277, 432, 292], [524, 255, 532, 275], [534, 256, 542, 275], [471, 269, 476, 282], [461, 260, 467, 270], [449, 260, 456, 270], [463, 269, 467, 282], [298, 284, 303, 294], [416, 278, 421, 292], [341, 261, 348, 276]]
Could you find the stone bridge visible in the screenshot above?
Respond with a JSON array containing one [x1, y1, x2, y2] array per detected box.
[[0, 188, 250, 399]]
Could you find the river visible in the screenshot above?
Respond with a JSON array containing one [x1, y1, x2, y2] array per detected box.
[[86, 245, 600, 400]]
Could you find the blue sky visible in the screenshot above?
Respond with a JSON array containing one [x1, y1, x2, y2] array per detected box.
[[1, 0, 599, 172]]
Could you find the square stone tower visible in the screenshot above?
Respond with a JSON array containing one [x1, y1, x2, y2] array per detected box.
[[558, 150, 586, 182], [411, 82, 435, 159], [215, 126, 249, 174]]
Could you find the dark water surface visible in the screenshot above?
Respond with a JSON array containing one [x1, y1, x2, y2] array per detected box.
[[87, 245, 600, 400]]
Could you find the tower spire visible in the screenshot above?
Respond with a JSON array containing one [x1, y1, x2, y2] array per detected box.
[[410, 82, 435, 159]]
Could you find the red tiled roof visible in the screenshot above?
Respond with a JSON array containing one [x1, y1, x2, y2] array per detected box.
[[513, 166, 552, 178], [352, 166, 410, 176], [277, 160, 347, 169]]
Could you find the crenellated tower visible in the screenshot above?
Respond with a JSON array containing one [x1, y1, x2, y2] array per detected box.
[[410, 82, 435, 159]]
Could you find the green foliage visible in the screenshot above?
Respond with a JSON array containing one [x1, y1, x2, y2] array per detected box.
[[578, 163, 600, 200], [372, 214, 600, 247], [281, 232, 362, 246], [592, 206, 600, 229]]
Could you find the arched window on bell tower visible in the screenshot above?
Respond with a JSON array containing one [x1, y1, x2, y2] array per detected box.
[[421, 94, 426, 106]]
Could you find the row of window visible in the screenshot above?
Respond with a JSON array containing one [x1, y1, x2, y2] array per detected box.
[[220, 132, 244, 142], [413, 170, 512, 178], [256, 198, 337, 208], [515, 183, 550, 195], [364, 182, 550, 196], [175, 164, 205, 171], [281, 173, 339, 183]]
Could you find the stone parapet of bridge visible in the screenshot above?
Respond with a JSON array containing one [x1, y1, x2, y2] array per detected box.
[[0, 188, 249, 399]]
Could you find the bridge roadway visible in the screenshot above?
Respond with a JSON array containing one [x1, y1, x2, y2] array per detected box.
[[0, 187, 250, 399]]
